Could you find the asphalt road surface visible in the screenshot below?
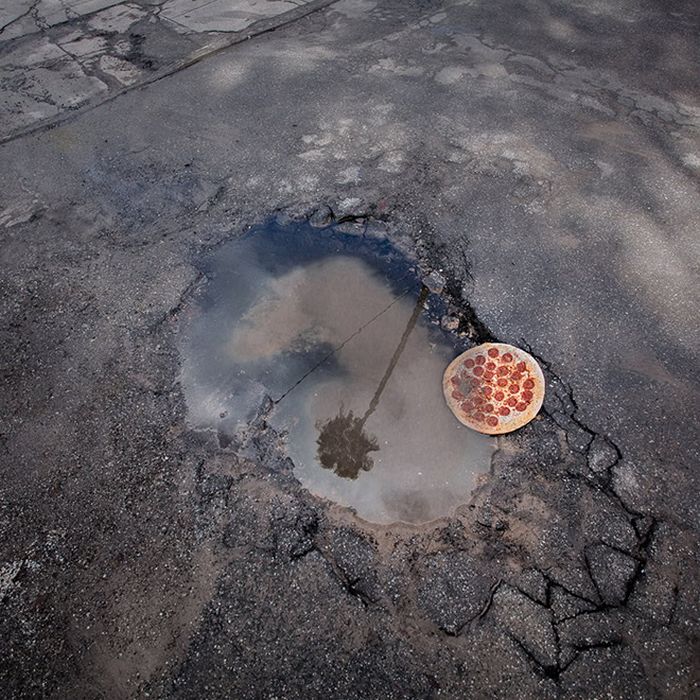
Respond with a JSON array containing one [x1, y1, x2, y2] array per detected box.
[[1, 0, 699, 698]]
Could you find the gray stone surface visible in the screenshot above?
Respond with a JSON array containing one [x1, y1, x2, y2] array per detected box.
[[0, 0, 122, 41], [1, 0, 699, 698], [160, 0, 313, 34]]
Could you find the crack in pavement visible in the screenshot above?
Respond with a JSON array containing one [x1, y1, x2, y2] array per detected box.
[[0, 0, 41, 36]]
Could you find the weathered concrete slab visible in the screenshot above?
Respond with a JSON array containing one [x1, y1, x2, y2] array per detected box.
[[0, 35, 109, 127], [0, 0, 320, 140], [0, 0, 122, 41], [160, 0, 313, 33]]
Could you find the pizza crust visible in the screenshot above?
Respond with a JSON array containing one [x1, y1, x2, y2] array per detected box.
[[442, 342, 545, 435]]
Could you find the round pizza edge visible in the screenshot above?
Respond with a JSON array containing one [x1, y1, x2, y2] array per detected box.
[[442, 342, 545, 435]]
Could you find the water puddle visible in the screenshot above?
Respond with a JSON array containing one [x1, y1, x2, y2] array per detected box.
[[178, 220, 494, 524]]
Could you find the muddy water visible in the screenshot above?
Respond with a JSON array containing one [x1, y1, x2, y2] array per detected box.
[[179, 221, 494, 524]]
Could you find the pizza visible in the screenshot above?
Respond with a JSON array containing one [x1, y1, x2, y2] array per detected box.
[[442, 342, 545, 435]]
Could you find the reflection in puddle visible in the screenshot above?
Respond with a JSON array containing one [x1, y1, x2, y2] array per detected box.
[[316, 408, 378, 479], [315, 285, 429, 480], [178, 221, 494, 524]]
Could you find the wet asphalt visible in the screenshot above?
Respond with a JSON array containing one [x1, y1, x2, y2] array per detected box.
[[1, 0, 699, 698]]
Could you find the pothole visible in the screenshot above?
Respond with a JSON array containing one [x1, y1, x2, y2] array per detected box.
[[178, 219, 495, 524]]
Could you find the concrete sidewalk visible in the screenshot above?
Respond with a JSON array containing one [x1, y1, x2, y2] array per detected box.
[[0, 0, 327, 141]]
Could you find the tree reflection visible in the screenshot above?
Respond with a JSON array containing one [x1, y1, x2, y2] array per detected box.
[[315, 286, 429, 479]]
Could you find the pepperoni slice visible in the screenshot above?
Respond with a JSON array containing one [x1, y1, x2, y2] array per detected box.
[[499, 406, 510, 416], [497, 366, 509, 376], [484, 403, 494, 414], [511, 372, 522, 382], [452, 390, 465, 400], [483, 370, 494, 380], [522, 390, 533, 402], [473, 366, 483, 376], [509, 384, 519, 394], [494, 390, 505, 401], [488, 348, 499, 358], [483, 386, 493, 396], [486, 415, 499, 427], [507, 396, 517, 407], [475, 355, 486, 365], [474, 412, 485, 422], [516, 361, 526, 372], [516, 402, 527, 412], [473, 395, 484, 405], [485, 361, 496, 371], [464, 358, 475, 369], [501, 352, 513, 363], [523, 378, 535, 390], [496, 377, 508, 387], [470, 378, 479, 387]]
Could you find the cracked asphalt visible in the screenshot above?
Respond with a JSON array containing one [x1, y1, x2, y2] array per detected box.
[[1, 0, 699, 698]]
